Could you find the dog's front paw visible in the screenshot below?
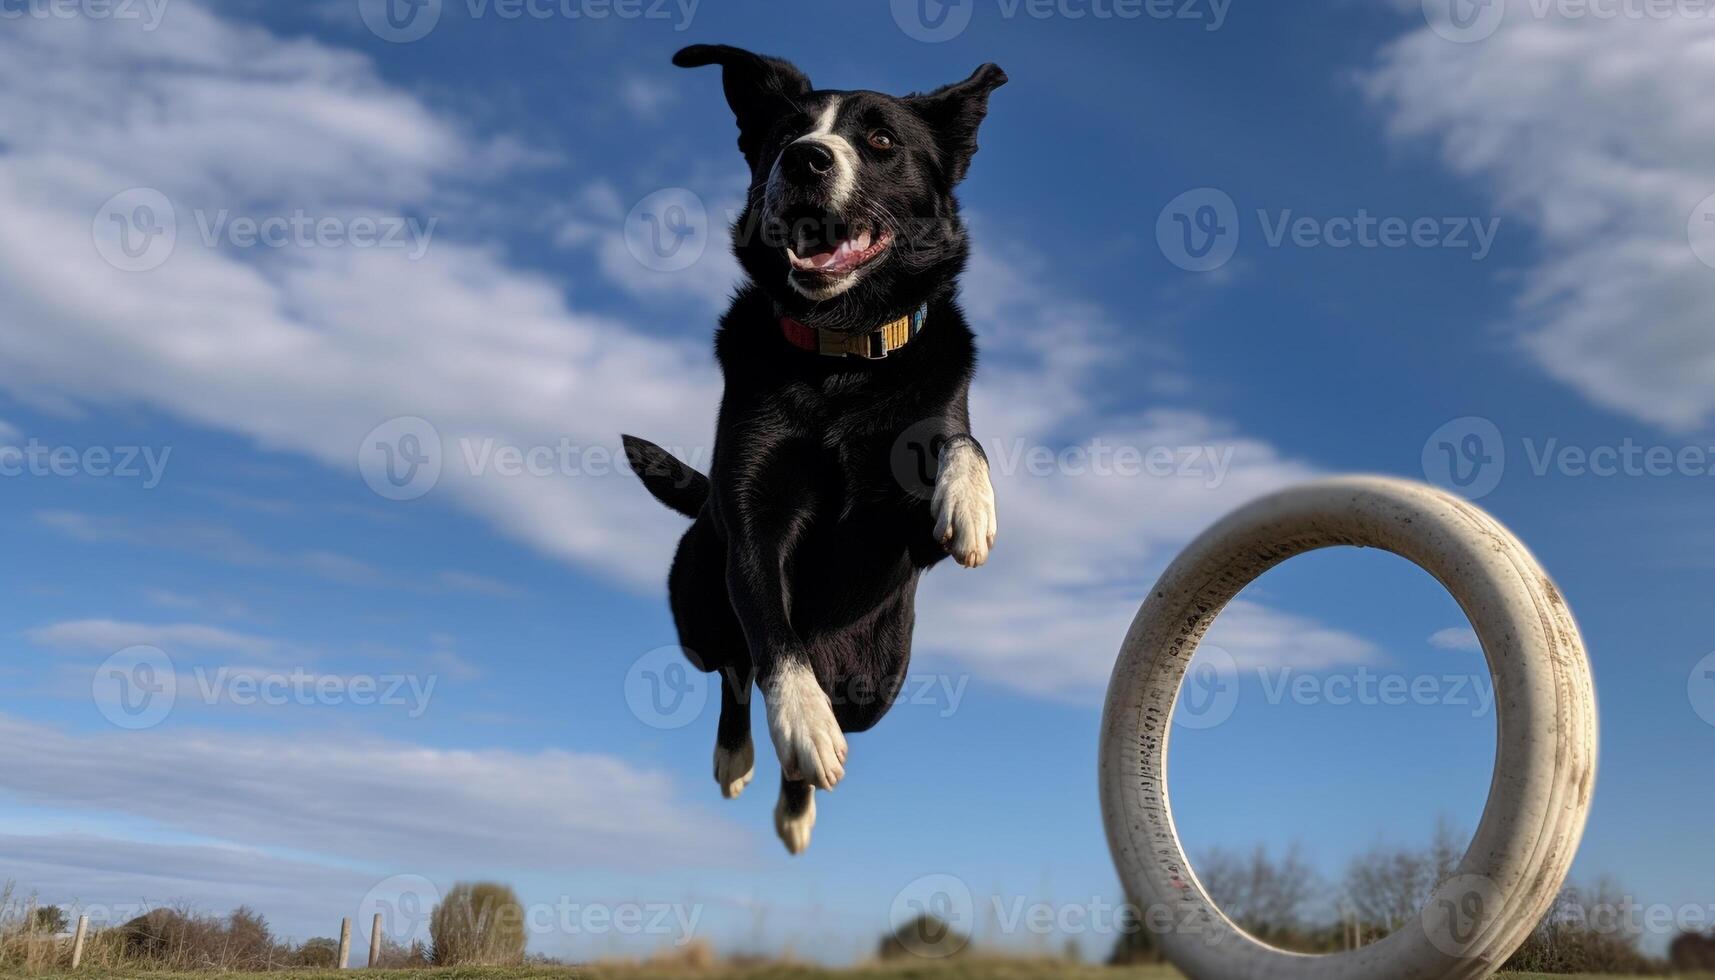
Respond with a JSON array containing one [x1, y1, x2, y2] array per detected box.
[[714, 737, 754, 799], [933, 440, 997, 568], [765, 661, 848, 791]]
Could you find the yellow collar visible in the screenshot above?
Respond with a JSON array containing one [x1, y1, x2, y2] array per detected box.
[[779, 304, 928, 360]]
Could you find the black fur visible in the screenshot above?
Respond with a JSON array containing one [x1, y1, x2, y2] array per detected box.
[[624, 46, 1004, 847]]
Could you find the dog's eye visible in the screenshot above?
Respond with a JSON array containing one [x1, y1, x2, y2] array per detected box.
[[867, 128, 896, 151]]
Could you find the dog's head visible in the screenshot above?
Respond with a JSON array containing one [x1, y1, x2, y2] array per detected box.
[[673, 45, 1006, 328]]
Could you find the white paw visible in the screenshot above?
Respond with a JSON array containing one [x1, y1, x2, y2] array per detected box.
[[765, 661, 848, 791], [933, 440, 997, 568], [775, 789, 817, 855], [714, 738, 754, 799]]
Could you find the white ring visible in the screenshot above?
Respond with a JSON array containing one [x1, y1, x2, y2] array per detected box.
[[1100, 476, 1597, 980]]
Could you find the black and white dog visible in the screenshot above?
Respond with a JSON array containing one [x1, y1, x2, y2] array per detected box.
[[622, 45, 1004, 854]]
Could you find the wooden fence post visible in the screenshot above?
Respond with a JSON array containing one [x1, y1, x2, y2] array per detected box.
[[338, 917, 352, 969], [368, 912, 383, 968], [70, 915, 89, 969]]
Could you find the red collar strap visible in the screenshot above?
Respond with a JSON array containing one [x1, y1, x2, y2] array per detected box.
[[779, 304, 929, 360]]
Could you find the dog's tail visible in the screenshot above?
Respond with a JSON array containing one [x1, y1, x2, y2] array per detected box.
[[621, 435, 709, 518]]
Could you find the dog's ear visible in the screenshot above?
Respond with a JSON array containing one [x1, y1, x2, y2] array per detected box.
[[673, 44, 813, 169], [906, 63, 1008, 185]]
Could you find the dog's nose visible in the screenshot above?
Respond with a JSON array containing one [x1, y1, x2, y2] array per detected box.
[[783, 142, 835, 182]]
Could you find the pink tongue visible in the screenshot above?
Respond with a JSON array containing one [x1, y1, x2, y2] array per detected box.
[[797, 231, 874, 271]]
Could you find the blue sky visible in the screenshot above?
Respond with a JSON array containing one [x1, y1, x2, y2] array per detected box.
[[1, 0, 1713, 963]]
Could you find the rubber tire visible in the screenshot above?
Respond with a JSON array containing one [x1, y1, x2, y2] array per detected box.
[[1100, 476, 1598, 980]]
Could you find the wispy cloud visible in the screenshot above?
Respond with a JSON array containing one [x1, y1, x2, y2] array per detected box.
[[1428, 626, 1480, 652], [37, 511, 517, 597], [1365, 3, 1715, 431], [0, 715, 751, 874], [27, 619, 281, 658]]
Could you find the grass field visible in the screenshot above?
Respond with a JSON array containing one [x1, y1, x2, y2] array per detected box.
[[13, 965, 1689, 980]]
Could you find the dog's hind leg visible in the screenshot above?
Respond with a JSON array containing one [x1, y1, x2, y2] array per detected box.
[[669, 517, 755, 799], [774, 775, 815, 855], [714, 667, 755, 798]]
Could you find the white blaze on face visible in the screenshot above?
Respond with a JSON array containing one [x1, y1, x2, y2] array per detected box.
[[770, 96, 857, 212], [801, 98, 857, 210]]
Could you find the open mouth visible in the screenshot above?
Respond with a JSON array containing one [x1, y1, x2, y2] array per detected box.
[[787, 227, 893, 276], [779, 208, 893, 278]]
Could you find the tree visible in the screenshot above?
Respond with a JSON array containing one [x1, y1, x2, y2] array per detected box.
[[1341, 819, 1464, 938], [429, 882, 527, 966], [1197, 843, 1319, 942], [224, 906, 276, 968]]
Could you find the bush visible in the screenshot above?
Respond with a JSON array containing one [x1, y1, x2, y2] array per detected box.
[[1106, 905, 1163, 965], [31, 906, 68, 935], [371, 936, 433, 968], [1498, 879, 1665, 975], [1671, 931, 1715, 972], [430, 882, 527, 966], [876, 914, 969, 960], [294, 937, 340, 968]]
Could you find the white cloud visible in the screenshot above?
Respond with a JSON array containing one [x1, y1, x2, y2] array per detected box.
[[36, 510, 517, 597], [0, 4, 718, 588], [1428, 625, 1481, 652], [1364, 4, 1715, 431], [0, 419, 18, 443], [913, 248, 1375, 699], [617, 74, 679, 118], [0, 715, 749, 874], [26, 619, 280, 658]]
